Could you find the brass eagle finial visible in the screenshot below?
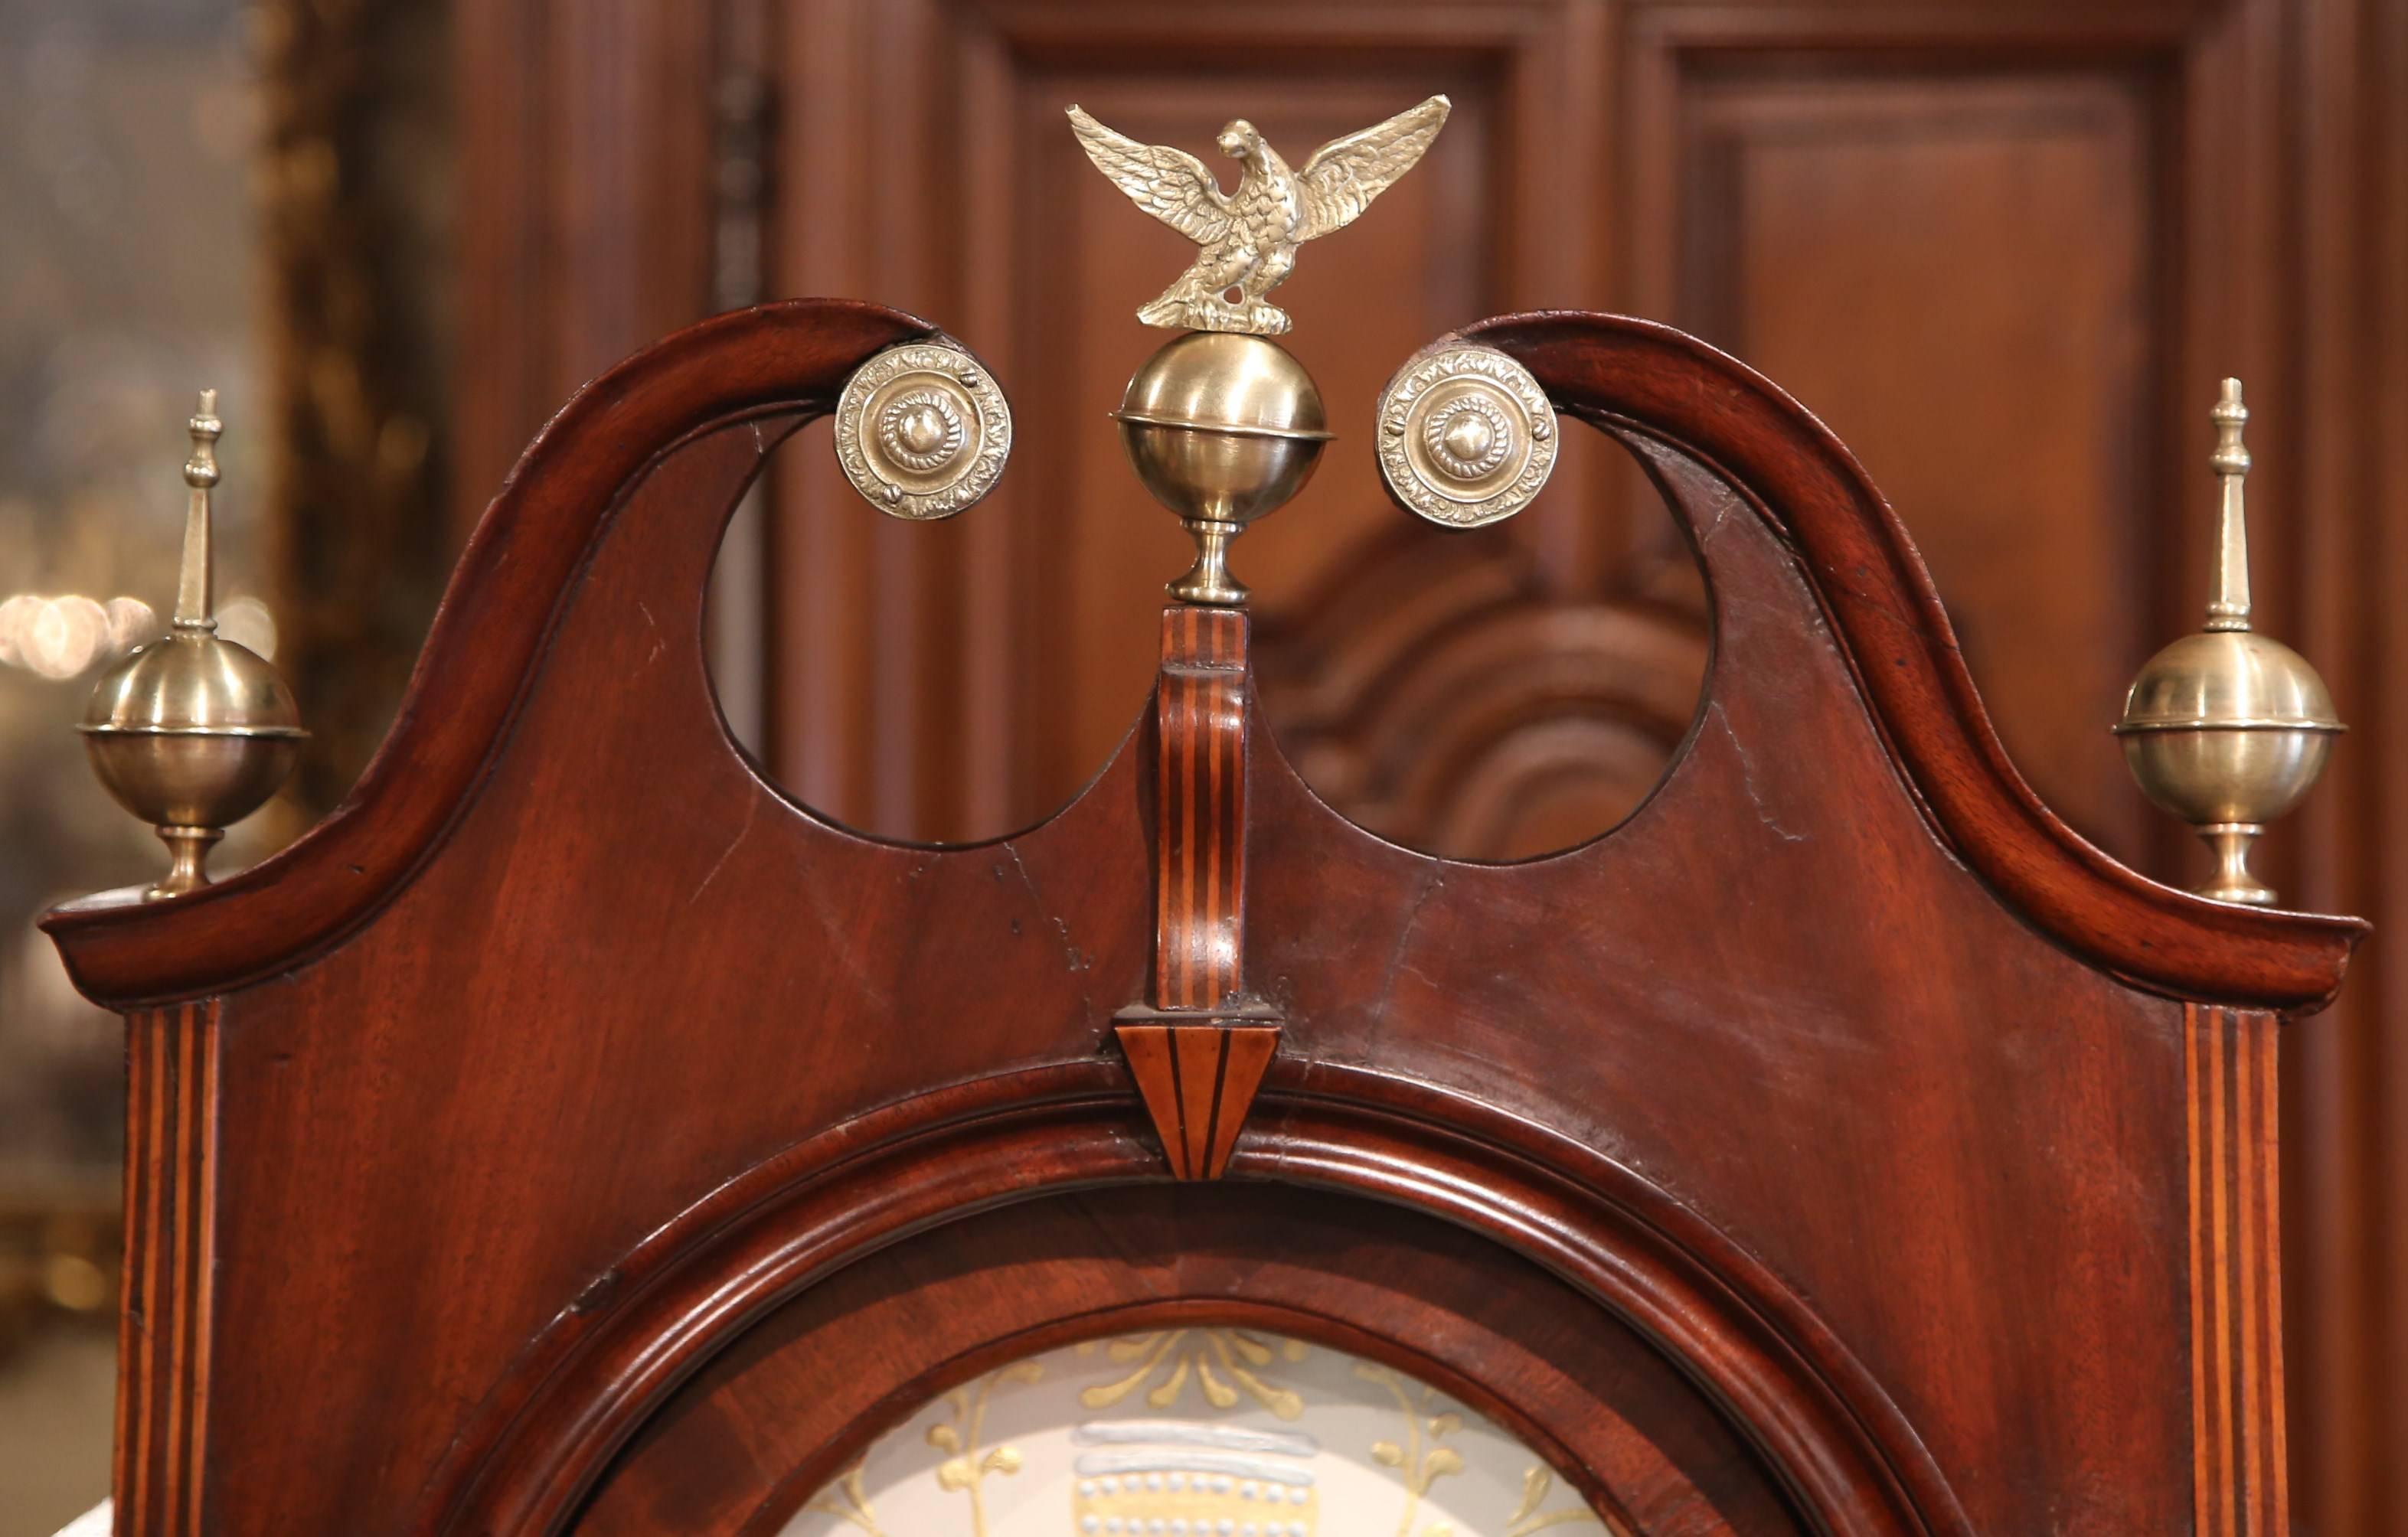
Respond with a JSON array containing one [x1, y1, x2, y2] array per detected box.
[[1067, 96, 1452, 336]]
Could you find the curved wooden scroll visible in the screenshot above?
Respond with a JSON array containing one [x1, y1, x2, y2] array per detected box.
[[42, 301, 935, 1008], [1443, 312, 2364, 1010]]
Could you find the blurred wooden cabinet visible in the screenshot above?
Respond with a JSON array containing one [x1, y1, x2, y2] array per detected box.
[[456, 0, 2406, 1526]]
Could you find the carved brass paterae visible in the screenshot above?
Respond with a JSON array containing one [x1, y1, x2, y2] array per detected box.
[[1376, 344, 1558, 527], [832, 340, 1012, 519], [1069, 96, 1450, 337]]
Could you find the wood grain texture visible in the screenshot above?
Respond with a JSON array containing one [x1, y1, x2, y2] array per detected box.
[[114, 1004, 220, 1537], [453, 0, 718, 544], [42, 300, 935, 1009], [1665, 67, 2157, 864], [426, 1065, 1947, 1535], [1209, 1026, 1278, 1177], [1452, 311, 2364, 1010], [41, 302, 2364, 1533], [1254, 527, 1710, 860]]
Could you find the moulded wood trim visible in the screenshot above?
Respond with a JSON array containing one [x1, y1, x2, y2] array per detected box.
[[1625, 0, 2212, 57], [413, 1061, 1968, 1537], [964, 0, 1563, 57], [1449, 311, 2364, 1010]]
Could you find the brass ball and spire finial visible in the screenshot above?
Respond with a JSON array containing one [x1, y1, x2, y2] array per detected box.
[[79, 392, 305, 899], [2115, 379, 2342, 906]]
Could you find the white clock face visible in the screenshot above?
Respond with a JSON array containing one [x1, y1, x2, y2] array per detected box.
[[782, 1328, 1614, 1537]]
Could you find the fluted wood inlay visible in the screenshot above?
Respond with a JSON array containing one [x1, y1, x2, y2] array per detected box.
[[117, 1003, 221, 1537], [1152, 606, 1249, 1011], [2187, 1003, 2285, 1537]]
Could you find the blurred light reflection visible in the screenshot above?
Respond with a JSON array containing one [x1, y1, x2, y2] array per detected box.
[[0, 592, 277, 679]]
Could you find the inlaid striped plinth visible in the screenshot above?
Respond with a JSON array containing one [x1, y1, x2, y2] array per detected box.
[[117, 1002, 221, 1537], [1119, 605, 1278, 1180], [2187, 1003, 2285, 1537], [1153, 605, 1248, 1012]]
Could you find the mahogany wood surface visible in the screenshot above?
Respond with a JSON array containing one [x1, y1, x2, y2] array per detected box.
[[453, 15, 2408, 1518], [48, 300, 2364, 1533]]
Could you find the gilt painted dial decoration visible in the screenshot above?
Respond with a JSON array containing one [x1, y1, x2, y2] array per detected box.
[[783, 1330, 1613, 1537]]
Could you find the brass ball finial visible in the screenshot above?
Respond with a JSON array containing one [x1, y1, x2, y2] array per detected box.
[[78, 393, 305, 899], [2114, 378, 2341, 906], [1112, 331, 1331, 605]]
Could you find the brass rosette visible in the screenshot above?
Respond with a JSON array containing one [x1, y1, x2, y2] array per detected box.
[[832, 341, 1011, 519], [1376, 344, 1557, 528]]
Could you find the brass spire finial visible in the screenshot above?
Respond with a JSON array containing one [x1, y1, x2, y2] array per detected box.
[[2206, 377, 2250, 631], [2114, 378, 2342, 906], [176, 387, 222, 629], [78, 393, 306, 899]]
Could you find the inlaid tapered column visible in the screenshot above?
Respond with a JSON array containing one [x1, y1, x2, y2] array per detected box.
[[1116, 605, 1277, 1180]]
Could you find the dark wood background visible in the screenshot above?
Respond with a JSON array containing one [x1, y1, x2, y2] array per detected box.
[[448, 1, 2408, 1528]]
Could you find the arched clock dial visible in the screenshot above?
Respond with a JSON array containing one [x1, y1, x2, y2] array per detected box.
[[785, 1330, 1612, 1537]]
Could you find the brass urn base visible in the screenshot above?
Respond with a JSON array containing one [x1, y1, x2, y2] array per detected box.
[[2194, 823, 2276, 908], [1168, 518, 1248, 606], [149, 825, 227, 902]]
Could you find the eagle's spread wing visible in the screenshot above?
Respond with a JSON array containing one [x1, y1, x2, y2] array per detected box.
[[1294, 95, 1451, 243], [1067, 106, 1233, 246]]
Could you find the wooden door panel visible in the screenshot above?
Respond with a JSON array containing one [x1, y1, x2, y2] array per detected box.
[[758, 2, 2202, 870], [1668, 70, 2157, 860]]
